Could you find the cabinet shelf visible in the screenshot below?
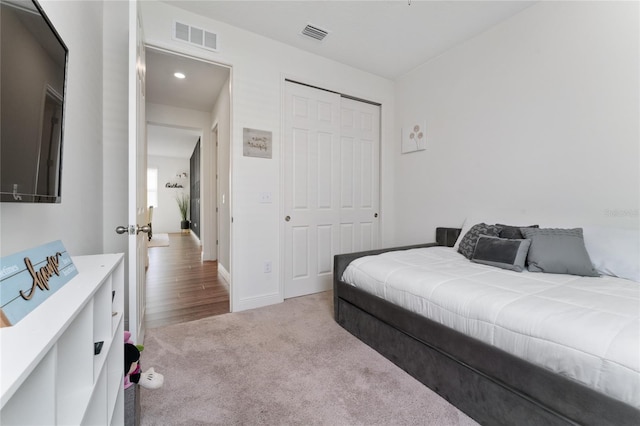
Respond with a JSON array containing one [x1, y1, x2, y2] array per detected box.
[[112, 311, 124, 335], [94, 335, 113, 380], [57, 384, 94, 425], [0, 254, 125, 426]]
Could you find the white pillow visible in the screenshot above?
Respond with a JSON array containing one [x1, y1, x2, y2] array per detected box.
[[583, 226, 640, 282], [452, 217, 473, 250]]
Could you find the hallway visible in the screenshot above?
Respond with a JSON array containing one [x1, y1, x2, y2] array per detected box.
[[145, 232, 230, 329]]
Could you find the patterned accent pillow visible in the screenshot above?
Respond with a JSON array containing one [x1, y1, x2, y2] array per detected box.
[[457, 223, 502, 259], [497, 224, 539, 240]]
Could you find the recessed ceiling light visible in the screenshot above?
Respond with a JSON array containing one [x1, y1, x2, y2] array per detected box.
[[174, 72, 186, 79]]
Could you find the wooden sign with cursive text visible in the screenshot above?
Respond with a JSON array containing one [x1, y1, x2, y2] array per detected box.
[[0, 241, 77, 327]]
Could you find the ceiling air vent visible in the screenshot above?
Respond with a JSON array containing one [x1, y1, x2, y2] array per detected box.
[[173, 20, 218, 52], [301, 24, 329, 41]]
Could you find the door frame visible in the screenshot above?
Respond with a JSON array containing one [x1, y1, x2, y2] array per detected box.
[[144, 42, 236, 312], [128, 28, 234, 332], [279, 77, 383, 300], [210, 123, 221, 263]]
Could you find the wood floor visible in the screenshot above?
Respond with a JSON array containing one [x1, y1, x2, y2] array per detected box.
[[145, 232, 229, 329]]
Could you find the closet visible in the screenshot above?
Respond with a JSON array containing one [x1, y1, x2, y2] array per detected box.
[[283, 81, 380, 298]]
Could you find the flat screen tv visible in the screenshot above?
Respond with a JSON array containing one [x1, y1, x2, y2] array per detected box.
[[1, 0, 68, 203]]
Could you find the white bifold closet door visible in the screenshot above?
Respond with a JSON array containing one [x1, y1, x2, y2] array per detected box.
[[283, 81, 380, 299]]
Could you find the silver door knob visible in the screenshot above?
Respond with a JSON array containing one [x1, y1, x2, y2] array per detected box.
[[115, 226, 130, 235], [136, 225, 151, 234], [285, 215, 291, 222]]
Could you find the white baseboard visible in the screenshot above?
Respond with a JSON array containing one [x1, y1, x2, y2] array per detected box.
[[218, 263, 230, 284], [235, 292, 283, 312]]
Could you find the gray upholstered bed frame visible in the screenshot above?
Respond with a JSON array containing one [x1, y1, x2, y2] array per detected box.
[[333, 228, 639, 426]]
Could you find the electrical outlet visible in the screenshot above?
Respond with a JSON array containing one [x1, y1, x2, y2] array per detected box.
[[263, 261, 272, 273]]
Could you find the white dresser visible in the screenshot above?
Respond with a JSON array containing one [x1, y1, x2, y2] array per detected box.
[[0, 253, 125, 425]]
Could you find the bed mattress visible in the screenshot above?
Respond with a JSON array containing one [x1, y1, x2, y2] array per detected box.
[[341, 246, 640, 408]]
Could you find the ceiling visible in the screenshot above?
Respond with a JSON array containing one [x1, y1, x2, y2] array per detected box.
[[146, 48, 229, 111], [145, 49, 229, 158], [164, 0, 536, 80], [147, 124, 202, 159], [146, 1, 536, 158]]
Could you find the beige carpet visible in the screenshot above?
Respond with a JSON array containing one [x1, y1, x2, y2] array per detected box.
[[148, 233, 169, 248], [139, 291, 479, 426]]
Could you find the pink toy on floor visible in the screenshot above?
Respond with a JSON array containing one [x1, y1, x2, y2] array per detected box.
[[124, 331, 141, 390], [124, 331, 164, 390]]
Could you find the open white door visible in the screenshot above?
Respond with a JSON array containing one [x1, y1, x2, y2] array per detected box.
[[126, 0, 147, 344]]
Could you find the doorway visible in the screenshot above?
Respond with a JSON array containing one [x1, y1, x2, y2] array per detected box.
[[143, 46, 232, 327]]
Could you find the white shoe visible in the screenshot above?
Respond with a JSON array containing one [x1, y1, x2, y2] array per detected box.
[[138, 367, 164, 389]]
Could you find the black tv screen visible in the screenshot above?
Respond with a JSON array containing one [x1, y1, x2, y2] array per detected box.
[[0, 0, 68, 203]]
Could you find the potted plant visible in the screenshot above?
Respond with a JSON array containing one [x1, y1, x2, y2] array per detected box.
[[176, 193, 190, 230]]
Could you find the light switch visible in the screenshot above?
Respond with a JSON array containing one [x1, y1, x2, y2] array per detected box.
[[259, 192, 272, 203]]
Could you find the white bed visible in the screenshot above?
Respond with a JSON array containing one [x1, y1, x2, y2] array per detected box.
[[341, 246, 640, 409]]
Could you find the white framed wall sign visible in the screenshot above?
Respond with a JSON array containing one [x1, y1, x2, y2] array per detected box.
[[243, 128, 272, 159], [401, 123, 427, 154]]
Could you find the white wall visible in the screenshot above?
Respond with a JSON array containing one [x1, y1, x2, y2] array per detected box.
[[102, 0, 128, 256], [211, 77, 231, 272], [394, 1, 639, 245], [148, 155, 190, 233], [141, 0, 396, 312], [1, 0, 105, 257]]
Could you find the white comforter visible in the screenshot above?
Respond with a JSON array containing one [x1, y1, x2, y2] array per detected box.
[[341, 246, 640, 408]]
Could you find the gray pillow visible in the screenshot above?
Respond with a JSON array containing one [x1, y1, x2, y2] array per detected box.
[[497, 224, 539, 239], [457, 223, 502, 259], [519, 228, 599, 277], [471, 235, 531, 272]]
